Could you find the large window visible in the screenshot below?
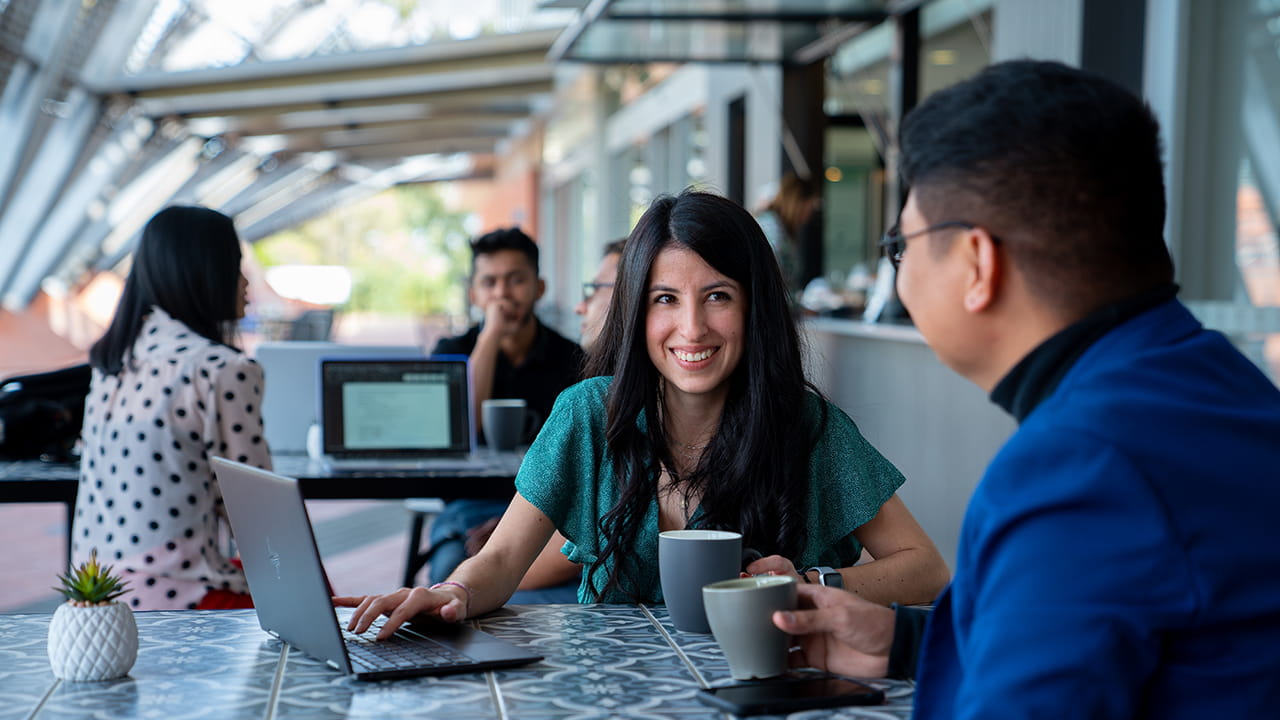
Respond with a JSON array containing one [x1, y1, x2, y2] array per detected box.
[[1234, 2, 1280, 380], [1160, 0, 1280, 383], [821, 1, 992, 307], [822, 122, 882, 310], [616, 110, 708, 231]]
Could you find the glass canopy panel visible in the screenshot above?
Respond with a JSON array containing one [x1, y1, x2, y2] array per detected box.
[[125, 0, 573, 75], [563, 19, 825, 64], [606, 0, 887, 21], [554, 0, 887, 64]]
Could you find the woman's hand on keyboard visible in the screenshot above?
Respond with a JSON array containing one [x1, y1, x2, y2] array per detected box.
[[335, 586, 467, 640]]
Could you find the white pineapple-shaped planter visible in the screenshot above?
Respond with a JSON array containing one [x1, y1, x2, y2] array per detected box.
[[48, 601, 138, 681], [47, 551, 139, 682]]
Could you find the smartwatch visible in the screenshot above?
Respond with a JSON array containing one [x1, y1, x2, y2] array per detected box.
[[804, 566, 843, 589]]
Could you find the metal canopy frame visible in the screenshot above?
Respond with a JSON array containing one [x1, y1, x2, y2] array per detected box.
[[0, 0, 564, 311]]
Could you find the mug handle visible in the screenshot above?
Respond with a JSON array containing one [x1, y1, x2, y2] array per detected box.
[[522, 408, 543, 444]]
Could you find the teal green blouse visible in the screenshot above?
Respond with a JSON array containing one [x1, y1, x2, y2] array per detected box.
[[514, 376, 905, 603]]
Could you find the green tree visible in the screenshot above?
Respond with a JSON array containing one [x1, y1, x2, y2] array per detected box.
[[252, 182, 472, 317]]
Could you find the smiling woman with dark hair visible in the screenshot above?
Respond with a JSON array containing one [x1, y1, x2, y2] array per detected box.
[[75, 205, 271, 610], [340, 190, 947, 636], [575, 190, 945, 602]]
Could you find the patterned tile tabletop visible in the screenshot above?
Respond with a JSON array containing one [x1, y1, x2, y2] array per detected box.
[[0, 605, 914, 720]]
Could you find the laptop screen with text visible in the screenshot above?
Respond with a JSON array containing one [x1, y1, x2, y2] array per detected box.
[[255, 342, 422, 454], [320, 357, 470, 458]]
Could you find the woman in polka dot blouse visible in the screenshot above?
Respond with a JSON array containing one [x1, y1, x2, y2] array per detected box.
[[75, 206, 272, 610]]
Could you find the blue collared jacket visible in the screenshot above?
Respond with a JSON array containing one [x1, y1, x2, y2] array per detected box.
[[915, 299, 1280, 719]]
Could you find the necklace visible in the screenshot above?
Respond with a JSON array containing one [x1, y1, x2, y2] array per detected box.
[[677, 488, 692, 522], [676, 442, 707, 460], [663, 466, 695, 522]]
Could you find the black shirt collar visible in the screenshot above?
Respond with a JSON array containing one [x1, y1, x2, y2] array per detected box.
[[990, 284, 1179, 422]]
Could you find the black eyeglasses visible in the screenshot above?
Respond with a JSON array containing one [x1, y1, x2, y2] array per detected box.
[[582, 282, 614, 301], [879, 221, 982, 270]]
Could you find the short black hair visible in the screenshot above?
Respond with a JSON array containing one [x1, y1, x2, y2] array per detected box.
[[602, 238, 626, 257], [901, 59, 1174, 317], [470, 227, 539, 276]]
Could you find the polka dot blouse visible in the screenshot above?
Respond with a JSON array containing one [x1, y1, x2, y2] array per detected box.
[[73, 307, 272, 610]]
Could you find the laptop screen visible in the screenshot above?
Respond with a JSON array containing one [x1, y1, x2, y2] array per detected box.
[[320, 357, 470, 458], [256, 342, 422, 454]]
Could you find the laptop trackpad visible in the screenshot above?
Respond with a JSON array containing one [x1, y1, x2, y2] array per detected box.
[[403, 617, 537, 661]]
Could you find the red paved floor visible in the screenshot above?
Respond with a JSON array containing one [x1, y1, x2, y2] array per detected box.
[[0, 500, 411, 613]]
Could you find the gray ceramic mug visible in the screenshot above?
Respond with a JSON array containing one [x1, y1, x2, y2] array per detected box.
[[481, 399, 536, 451], [658, 529, 743, 633], [703, 575, 798, 680]]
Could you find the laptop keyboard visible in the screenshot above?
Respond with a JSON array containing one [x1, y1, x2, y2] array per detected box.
[[342, 619, 476, 670], [325, 455, 501, 475]]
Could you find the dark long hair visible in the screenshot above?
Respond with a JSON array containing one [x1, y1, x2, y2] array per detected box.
[[584, 189, 824, 600], [90, 206, 244, 375]]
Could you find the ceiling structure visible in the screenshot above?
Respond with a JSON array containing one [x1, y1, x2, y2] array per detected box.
[[547, 0, 906, 65], [0, 0, 909, 313], [0, 0, 569, 311]]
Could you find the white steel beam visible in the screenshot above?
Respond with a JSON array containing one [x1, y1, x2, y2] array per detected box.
[[0, 88, 102, 297], [3, 116, 155, 311], [0, 0, 85, 206]]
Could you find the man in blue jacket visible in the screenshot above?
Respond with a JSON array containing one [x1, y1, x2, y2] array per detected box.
[[773, 60, 1280, 718]]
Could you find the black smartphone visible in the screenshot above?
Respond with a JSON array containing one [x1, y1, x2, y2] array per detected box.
[[696, 671, 885, 716]]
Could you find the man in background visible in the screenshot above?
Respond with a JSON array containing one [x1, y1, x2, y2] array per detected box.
[[450, 238, 630, 600], [574, 238, 625, 350], [773, 60, 1280, 718], [427, 228, 583, 596], [433, 227, 582, 433]]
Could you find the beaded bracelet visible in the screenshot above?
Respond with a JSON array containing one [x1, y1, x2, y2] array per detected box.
[[428, 581, 474, 609]]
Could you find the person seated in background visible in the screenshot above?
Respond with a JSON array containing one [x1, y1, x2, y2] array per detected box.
[[464, 238, 631, 600], [76, 205, 271, 610], [425, 227, 584, 601], [574, 238, 626, 349], [338, 189, 949, 636], [433, 227, 584, 436], [756, 171, 821, 296], [772, 60, 1280, 719]]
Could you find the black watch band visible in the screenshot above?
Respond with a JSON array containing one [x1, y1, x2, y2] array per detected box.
[[803, 566, 843, 589]]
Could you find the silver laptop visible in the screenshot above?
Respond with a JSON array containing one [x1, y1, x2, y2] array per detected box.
[[211, 457, 543, 680], [256, 342, 422, 454], [320, 356, 497, 472]]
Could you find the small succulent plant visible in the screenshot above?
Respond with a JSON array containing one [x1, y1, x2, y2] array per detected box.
[[53, 550, 131, 607]]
